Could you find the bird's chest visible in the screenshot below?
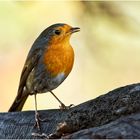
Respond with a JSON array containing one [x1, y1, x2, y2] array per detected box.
[[43, 44, 74, 78]]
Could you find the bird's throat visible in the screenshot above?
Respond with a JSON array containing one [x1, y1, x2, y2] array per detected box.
[[43, 43, 74, 77]]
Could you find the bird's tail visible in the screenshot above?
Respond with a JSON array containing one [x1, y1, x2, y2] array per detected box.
[[8, 93, 29, 112]]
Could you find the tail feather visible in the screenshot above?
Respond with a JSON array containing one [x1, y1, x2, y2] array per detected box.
[[8, 94, 29, 112]]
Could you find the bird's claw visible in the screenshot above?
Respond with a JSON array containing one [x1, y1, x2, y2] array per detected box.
[[33, 111, 49, 132], [33, 112, 41, 131], [31, 132, 49, 138], [59, 103, 74, 110]]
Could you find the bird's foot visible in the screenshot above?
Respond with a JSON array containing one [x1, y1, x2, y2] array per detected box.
[[33, 111, 41, 131], [32, 112, 49, 137], [33, 111, 48, 131], [59, 103, 74, 110], [32, 132, 50, 139]]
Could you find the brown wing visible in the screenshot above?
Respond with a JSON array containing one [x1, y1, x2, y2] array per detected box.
[[16, 49, 41, 100], [8, 48, 41, 112]]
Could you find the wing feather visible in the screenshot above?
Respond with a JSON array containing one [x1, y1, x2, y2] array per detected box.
[[16, 48, 41, 100]]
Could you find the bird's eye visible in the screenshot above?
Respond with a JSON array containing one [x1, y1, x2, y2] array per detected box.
[[54, 30, 61, 35]]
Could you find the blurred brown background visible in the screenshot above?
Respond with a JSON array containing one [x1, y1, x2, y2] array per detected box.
[[1, 1, 140, 112]]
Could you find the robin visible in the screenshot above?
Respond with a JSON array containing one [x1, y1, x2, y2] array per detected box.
[[8, 23, 80, 130]]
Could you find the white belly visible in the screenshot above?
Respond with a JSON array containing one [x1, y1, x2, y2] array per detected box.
[[48, 72, 66, 90]]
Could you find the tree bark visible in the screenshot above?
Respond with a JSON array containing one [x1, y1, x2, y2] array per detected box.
[[0, 83, 140, 139]]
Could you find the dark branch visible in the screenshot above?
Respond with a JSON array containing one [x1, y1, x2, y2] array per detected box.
[[0, 83, 140, 139]]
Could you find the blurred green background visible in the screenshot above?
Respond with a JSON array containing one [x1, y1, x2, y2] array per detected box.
[[1, 1, 140, 112]]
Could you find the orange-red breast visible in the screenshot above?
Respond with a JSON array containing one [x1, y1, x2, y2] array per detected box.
[[8, 23, 80, 129]]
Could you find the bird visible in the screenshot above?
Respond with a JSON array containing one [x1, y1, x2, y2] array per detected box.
[[8, 23, 80, 130]]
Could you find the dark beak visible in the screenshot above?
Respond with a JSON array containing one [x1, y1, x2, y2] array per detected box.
[[71, 27, 80, 33]]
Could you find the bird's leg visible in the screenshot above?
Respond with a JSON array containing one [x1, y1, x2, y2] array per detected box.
[[32, 94, 50, 137], [34, 94, 41, 131], [33, 94, 49, 130], [49, 90, 74, 110]]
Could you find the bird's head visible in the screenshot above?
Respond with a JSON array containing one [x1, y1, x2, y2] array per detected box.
[[39, 23, 80, 45]]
